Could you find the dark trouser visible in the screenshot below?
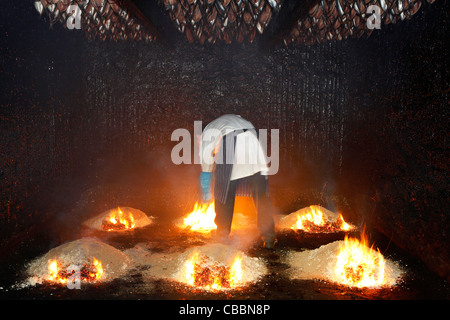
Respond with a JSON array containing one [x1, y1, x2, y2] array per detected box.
[[214, 173, 276, 241]]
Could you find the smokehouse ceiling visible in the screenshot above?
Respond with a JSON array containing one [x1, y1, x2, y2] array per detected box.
[[33, 0, 436, 46]]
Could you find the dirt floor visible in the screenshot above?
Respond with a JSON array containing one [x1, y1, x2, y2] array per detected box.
[[0, 180, 449, 301], [1, 218, 449, 300]]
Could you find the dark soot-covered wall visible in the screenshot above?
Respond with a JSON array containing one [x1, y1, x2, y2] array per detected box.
[[0, 2, 448, 280]]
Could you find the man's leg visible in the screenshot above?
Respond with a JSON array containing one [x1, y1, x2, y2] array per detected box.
[[214, 179, 237, 238], [250, 173, 276, 247]]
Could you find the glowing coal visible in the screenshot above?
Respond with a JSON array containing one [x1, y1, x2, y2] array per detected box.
[[173, 244, 263, 291], [179, 250, 243, 290], [46, 257, 104, 284]]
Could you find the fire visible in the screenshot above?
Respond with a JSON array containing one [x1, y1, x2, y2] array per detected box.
[[338, 214, 352, 231], [294, 205, 326, 230], [48, 259, 67, 284], [228, 252, 243, 287], [91, 257, 104, 280], [292, 205, 354, 232], [334, 234, 386, 288], [181, 251, 243, 290], [47, 257, 104, 284], [102, 207, 136, 231], [182, 201, 217, 233]]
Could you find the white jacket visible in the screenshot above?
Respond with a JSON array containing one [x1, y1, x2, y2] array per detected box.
[[200, 114, 269, 180]]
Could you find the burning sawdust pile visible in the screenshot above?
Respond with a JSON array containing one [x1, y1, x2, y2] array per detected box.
[[276, 205, 355, 232], [20, 238, 130, 287], [284, 235, 404, 288], [83, 207, 153, 231], [125, 243, 266, 291]]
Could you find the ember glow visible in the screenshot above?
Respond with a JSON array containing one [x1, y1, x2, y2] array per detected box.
[[182, 201, 217, 233], [47, 257, 104, 284], [292, 205, 353, 232], [334, 234, 386, 288], [180, 251, 243, 290], [102, 207, 136, 231]]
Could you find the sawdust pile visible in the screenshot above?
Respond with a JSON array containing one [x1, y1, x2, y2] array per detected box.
[[22, 238, 130, 287], [83, 207, 153, 231], [284, 240, 404, 288], [276, 205, 345, 230], [125, 242, 267, 289]]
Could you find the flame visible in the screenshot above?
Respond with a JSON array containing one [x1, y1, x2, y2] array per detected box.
[[182, 201, 217, 233], [48, 259, 67, 284], [337, 213, 352, 231], [334, 234, 386, 288], [229, 252, 243, 287], [181, 251, 243, 290], [47, 257, 104, 284], [102, 207, 136, 231], [91, 257, 104, 281], [292, 205, 354, 232], [294, 205, 326, 230], [184, 251, 199, 286]]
